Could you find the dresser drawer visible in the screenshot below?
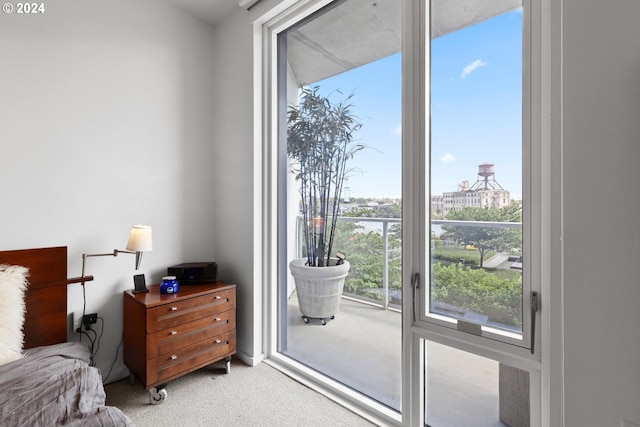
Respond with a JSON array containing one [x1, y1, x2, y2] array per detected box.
[[146, 289, 235, 333], [124, 282, 237, 391], [147, 331, 236, 385], [148, 310, 236, 359]]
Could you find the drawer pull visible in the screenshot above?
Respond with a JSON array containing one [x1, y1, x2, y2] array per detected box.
[[170, 355, 178, 360], [215, 339, 222, 344], [215, 317, 221, 322], [170, 306, 178, 311], [171, 330, 178, 335], [215, 295, 221, 300]]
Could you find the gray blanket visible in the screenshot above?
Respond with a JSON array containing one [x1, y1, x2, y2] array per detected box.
[[0, 342, 131, 426]]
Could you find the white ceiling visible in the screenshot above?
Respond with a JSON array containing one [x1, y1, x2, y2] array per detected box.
[[165, 0, 239, 26]]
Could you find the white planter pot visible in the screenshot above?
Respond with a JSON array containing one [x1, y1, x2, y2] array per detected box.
[[289, 258, 350, 323]]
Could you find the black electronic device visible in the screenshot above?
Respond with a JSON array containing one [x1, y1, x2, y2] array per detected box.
[[133, 274, 149, 294], [167, 262, 218, 284]]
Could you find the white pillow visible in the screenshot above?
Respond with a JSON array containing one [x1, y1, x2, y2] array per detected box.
[[0, 264, 29, 366]]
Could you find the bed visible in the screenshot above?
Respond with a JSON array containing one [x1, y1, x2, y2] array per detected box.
[[0, 246, 131, 426]]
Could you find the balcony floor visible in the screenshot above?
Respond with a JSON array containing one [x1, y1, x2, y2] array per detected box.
[[285, 293, 507, 427]]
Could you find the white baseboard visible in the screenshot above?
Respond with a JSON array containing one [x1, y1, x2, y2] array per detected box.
[[234, 349, 264, 367]]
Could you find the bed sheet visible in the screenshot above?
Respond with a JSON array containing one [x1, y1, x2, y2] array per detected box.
[[0, 342, 131, 426]]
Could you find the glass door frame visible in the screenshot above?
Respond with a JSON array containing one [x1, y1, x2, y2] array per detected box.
[[402, 0, 548, 425], [256, 0, 553, 425], [259, 1, 403, 425]]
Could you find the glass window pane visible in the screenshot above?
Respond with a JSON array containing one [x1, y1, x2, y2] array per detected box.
[[278, 0, 402, 411], [425, 340, 530, 427], [429, 1, 524, 338]]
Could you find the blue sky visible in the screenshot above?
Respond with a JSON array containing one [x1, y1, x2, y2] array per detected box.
[[313, 9, 523, 200]]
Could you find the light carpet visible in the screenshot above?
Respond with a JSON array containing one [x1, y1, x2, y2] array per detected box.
[[105, 359, 376, 426]]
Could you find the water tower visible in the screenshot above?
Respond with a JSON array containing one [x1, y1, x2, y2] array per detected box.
[[469, 163, 504, 191]]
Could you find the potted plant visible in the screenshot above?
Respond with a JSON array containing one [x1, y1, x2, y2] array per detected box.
[[287, 85, 363, 325]]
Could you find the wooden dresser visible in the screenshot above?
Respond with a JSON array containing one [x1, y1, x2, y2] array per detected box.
[[123, 281, 236, 403]]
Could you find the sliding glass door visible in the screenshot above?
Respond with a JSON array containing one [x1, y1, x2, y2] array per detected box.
[[276, 0, 403, 412], [265, 0, 542, 425]]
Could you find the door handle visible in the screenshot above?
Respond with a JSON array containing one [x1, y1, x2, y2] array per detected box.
[[412, 272, 420, 322], [530, 291, 539, 354]]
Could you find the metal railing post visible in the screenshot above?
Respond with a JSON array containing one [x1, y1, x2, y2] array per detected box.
[[382, 220, 389, 311]]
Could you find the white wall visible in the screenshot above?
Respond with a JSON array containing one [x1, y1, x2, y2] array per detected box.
[[208, 8, 261, 364], [561, 0, 640, 425], [0, 0, 224, 382]]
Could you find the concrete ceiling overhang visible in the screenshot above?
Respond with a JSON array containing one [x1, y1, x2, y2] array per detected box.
[[287, 0, 521, 86]]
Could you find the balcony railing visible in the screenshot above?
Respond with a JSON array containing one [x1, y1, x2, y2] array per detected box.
[[296, 215, 401, 310], [296, 215, 523, 315]]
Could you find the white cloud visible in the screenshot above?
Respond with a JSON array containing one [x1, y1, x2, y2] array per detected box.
[[393, 125, 402, 136], [461, 59, 487, 79], [440, 152, 455, 164]]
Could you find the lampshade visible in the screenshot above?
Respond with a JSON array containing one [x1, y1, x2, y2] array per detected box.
[[126, 225, 153, 252]]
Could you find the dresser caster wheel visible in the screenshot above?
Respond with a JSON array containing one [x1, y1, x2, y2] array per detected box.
[[225, 356, 232, 374], [302, 315, 309, 324], [149, 387, 167, 405]]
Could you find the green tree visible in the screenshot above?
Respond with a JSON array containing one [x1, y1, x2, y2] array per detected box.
[[443, 205, 522, 267]]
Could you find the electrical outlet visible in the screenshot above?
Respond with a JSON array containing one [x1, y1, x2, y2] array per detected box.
[[72, 311, 84, 332], [82, 313, 98, 326]]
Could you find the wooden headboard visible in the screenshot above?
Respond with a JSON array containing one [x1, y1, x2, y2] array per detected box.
[[0, 246, 90, 349]]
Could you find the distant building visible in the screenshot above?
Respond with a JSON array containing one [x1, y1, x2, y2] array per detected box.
[[432, 164, 511, 217]]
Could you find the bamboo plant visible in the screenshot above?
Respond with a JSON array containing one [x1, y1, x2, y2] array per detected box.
[[287, 86, 363, 267]]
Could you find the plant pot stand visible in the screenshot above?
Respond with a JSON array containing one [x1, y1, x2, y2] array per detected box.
[[302, 314, 335, 325], [289, 258, 350, 325]]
